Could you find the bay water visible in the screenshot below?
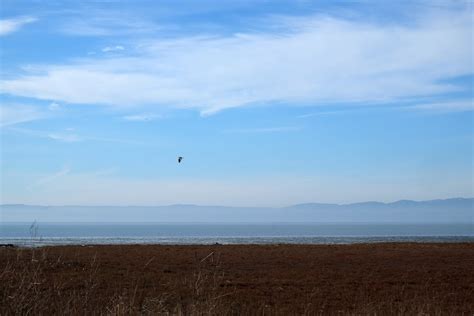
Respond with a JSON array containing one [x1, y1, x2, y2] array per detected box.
[[1, 222, 472, 247]]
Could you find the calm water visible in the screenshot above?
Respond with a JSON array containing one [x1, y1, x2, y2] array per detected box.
[[1, 223, 472, 247]]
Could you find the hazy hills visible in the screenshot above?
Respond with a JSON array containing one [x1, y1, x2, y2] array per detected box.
[[1, 198, 472, 223]]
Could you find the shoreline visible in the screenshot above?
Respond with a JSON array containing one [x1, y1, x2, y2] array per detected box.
[[1, 236, 473, 248]]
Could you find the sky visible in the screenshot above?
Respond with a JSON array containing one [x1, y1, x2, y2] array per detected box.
[[0, 0, 473, 207]]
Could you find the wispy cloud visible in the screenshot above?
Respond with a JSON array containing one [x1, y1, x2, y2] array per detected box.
[[47, 133, 82, 143], [298, 99, 474, 118], [224, 126, 302, 133], [5, 127, 81, 143], [48, 102, 61, 111], [86, 136, 147, 145], [1, 9, 472, 114], [6, 127, 148, 145], [35, 166, 71, 186], [122, 113, 161, 121], [59, 11, 159, 36], [410, 100, 474, 112], [102, 45, 125, 52], [0, 104, 45, 127], [0, 16, 37, 36], [26, 166, 71, 191], [297, 109, 361, 118]]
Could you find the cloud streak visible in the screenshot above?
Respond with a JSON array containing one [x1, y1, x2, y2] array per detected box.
[[0, 104, 46, 127], [122, 113, 161, 121], [47, 133, 82, 143], [0, 16, 37, 36], [25, 166, 71, 192], [411, 100, 474, 112], [102, 45, 125, 52], [1, 10, 472, 114], [35, 166, 71, 186], [224, 126, 302, 133], [59, 11, 159, 36], [6, 126, 149, 146]]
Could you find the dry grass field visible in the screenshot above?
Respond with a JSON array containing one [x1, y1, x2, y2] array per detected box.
[[1, 243, 473, 315]]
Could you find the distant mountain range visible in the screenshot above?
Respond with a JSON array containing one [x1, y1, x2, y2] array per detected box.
[[1, 198, 472, 223]]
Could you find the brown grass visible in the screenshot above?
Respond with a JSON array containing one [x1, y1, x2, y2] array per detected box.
[[1, 243, 473, 315]]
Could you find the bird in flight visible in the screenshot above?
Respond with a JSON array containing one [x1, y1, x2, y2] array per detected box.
[[178, 156, 183, 163]]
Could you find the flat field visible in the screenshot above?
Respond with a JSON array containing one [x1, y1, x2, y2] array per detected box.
[[1, 243, 473, 315]]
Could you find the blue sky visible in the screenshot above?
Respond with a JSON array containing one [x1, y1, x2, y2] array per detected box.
[[0, 0, 472, 206]]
